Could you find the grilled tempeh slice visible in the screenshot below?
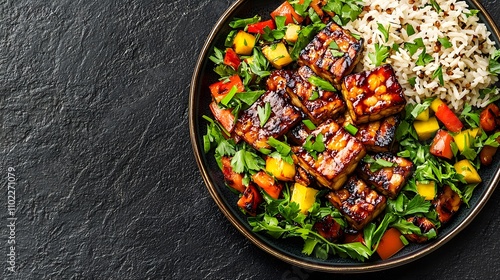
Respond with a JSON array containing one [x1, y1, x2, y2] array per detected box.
[[298, 21, 363, 89], [287, 121, 313, 146], [342, 64, 406, 124], [292, 120, 366, 190], [357, 152, 414, 199], [326, 175, 387, 230], [234, 90, 301, 150], [286, 66, 345, 125], [352, 115, 400, 152], [432, 185, 462, 224], [266, 70, 293, 92]]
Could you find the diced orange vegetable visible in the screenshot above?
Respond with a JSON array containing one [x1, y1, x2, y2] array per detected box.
[[209, 101, 236, 134], [270, 1, 304, 25], [376, 228, 405, 260], [430, 129, 454, 160], [344, 232, 365, 244], [252, 171, 283, 199], [221, 157, 245, 193], [237, 183, 263, 216], [223, 48, 241, 69], [479, 103, 500, 132], [209, 74, 245, 103], [430, 99, 463, 132], [247, 19, 276, 34]]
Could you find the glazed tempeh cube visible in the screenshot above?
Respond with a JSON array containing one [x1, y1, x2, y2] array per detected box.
[[342, 64, 406, 124], [266, 70, 293, 92], [298, 22, 363, 89], [292, 120, 366, 190], [287, 121, 312, 146], [354, 115, 400, 152], [234, 90, 301, 150], [286, 66, 345, 125], [358, 152, 414, 199], [326, 175, 387, 230]]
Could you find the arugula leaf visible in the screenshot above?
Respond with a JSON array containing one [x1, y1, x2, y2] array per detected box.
[[231, 145, 265, 174], [489, 58, 500, 75], [459, 104, 480, 128], [209, 47, 224, 65], [257, 102, 271, 127], [229, 15, 260, 29], [438, 37, 452, 49], [416, 48, 434, 66], [368, 43, 390, 66], [308, 76, 337, 91], [377, 23, 390, 42], [464, 9, 479, 18], [363, 155, 397, 172], [429, 0, 442, 13], [406, 24, 416, 36], [410, 98, 433, 119], [408, 76, 417, 87], [304, 133, 326, 160], [432, 65, 444, 86]]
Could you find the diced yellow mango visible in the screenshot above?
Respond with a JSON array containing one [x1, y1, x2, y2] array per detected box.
[[265, 157, 295, 181], [232, 30, 256, 55], [415, 108, 430, 121], [430, 98, 445, 113], [284, 23, 301, 43], [416, 181, 436, 200], [453, 128, 480, 152], [262, 42, 293, 69], [413, 116, 440, 141], [291, 183, 319, 214], [454, 159, 482, 183]]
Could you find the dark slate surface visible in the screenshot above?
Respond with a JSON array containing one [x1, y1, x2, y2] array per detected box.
[[1, 0, 499, 279]]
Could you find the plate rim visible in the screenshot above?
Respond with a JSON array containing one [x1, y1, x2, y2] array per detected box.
[[189, 0, 500, 273]]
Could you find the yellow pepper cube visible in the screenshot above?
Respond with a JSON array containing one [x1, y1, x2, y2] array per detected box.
[[232, 30, 256, 55], [416, 181, 436, 200], [453, 128, 480, 152], [291, 183, 319, 214], [415, 108, 429, 121], [413, 116, 440, 141], [430, 98, 445, 112], [454, 159, 482, 184], [262, 42, 293, 69], [285, 24, 301, 43], [265, 156, 295, 181]]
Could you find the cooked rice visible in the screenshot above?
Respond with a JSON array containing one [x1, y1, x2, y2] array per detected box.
[[344, 0, 498, 112]]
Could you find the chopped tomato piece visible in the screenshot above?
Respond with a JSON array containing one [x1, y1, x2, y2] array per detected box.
[[221, 157, 245, 193], [237, 183, 263, 216], [247, 19, 276, 34], [270, 1, 304, 25], [430, 99, 463, 132], [251, 171, 283, 199], [223, 48, 241, 70], [209, 75, 245, 103], [479, 103, 500, 132], [430, 129, 454, 160], [376, 227, 405, 260]]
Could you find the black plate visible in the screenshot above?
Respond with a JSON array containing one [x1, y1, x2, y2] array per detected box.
[[189, 0, 500, 272]]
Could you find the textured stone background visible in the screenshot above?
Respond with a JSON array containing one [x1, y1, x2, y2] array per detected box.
[[0, 0, 499, 279]]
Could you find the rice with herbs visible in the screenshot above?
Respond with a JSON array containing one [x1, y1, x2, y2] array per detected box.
[[344, 0, 498, 112]]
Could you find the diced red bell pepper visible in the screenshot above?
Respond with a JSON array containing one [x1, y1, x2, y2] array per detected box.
[[221, 157, 245, 193], [223, 48, 241, 70], [376, 228, 405, 260], [430, 129, 454, 160], [270, 1, 304, 25], [479, 103, 500, 132], [237, 183, 263, 216], [344, 232, 365, 244], [431, 99, 463, 132], [247, 19, 276, 34], [209, 74, 245, 103]]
